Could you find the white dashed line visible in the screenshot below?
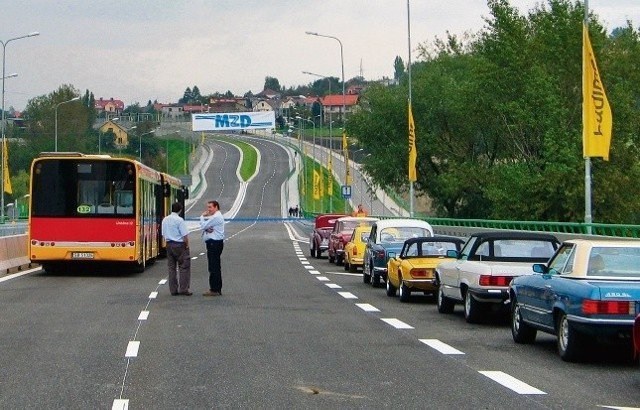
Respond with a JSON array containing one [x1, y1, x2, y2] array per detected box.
[[419, 339, 465, 354], [303, 265, 314, 270], [316, 276, 330, 281], [309, 270, 321, 275], [138, 311, 149, 321], [148, 291, 158, 299], [300, 261, 310, 265], [479, 371, 546, 395], [158, 279, 167, 285], [125, 341, 140, 358], [112, 399, 129, 410], [337, 292, 358, 299], [325, 283, 342, 289], [381, 318, 414, 329], [356, 303, 380, 312]]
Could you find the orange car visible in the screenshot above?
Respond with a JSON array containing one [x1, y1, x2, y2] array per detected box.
[[343, 225, 373, 273]]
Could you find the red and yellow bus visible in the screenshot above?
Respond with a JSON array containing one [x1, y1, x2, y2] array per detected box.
[[28, 152, 187, 272]]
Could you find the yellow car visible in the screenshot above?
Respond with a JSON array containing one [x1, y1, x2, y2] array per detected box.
[[343, 226, 373, 273], [386, 236, 464, 302]]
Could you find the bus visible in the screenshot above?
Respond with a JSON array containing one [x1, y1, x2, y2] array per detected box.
[[28, 152, 187, 273]]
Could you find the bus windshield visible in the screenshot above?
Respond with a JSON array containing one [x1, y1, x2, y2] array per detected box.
[[31, 159, 136, 217]]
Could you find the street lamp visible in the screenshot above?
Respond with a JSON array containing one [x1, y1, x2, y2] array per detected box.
[[54, 96, 80, 152], [138, 130, 155, 162], [2, 73, 17, 80], [1, 31, 39, 223], [306, 31, 348, 211]]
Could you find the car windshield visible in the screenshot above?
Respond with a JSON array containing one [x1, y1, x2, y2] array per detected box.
[[380, 227, 431, 243], [475, 239, 556, 259], [405, 241, 459, 257], [587, 246, 640, 277]]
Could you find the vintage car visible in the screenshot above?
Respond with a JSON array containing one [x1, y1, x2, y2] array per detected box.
[[436, 231, 559, 323], [363, 219, 434, 287], [343, 225, 374, 273], [509, 239, 640, 362], [328, 216, 378, 265], [309, 213, 346, 258], [386, 236, 464, 302], [634, 314, 640, 359]]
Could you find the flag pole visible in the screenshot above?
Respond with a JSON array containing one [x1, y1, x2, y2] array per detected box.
[[407, 0, 415, 217], [584, 0, 592, 234]]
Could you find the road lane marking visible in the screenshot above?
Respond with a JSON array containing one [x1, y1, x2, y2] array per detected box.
[[125, 341, 140, 358], [0, 266, 41, 283], [309, 270, 320, 275], [381, 318, 414, 329], [138, 311, 149, 321], [479, 371, 546, 395], [316, 276, 330, 281], [325, 283, 342, 289], [149, 291, 158, 299], [303, 265, 314, 270], [419, 339, 465, 354], [356, 303, 380, 312], [326, 271, 360, 277], [158, 279, 167, 285], [337, 292, 358, 299], [112, 399, 129, 410], [300, 261, 310, 265]]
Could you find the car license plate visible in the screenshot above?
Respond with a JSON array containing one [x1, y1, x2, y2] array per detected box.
[[72, 252, 94, 259]]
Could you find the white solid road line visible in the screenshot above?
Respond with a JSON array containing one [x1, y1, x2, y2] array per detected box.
[[0, 266, 41, 283]]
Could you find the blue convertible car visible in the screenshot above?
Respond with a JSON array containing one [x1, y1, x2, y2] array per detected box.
[[509, 239, 640, 362]]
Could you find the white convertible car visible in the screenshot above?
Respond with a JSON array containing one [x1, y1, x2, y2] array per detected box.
[[435, 231, 559, 323]]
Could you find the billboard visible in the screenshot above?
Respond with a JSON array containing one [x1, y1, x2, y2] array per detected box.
[[192, 111, 276, 132]]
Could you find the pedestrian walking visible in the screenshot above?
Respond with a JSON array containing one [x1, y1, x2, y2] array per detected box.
[[200, 200, 225, 296], [161, 202, 192, 296]]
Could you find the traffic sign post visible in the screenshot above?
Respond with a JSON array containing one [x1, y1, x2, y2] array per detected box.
[[341, 185, 351, 199]]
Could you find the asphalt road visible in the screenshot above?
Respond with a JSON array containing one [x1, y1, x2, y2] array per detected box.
[[0, 137, 639, 409]]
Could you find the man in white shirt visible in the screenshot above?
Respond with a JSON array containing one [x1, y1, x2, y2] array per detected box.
[[200, 200, 224, 296], [161, 202, 191, 296]]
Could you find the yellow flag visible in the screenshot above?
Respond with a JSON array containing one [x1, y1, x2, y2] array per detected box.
[[313, 170, 321, 200], [408, 102, 417, 181], [583, 22, 612, 160], [327, 155, 333, 195], [343, 131, 352, 185], [3, 139, 12, 195]]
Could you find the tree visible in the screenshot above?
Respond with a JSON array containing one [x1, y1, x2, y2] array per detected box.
[[264, 76, 281, 92], [393, 56, 405, 81]]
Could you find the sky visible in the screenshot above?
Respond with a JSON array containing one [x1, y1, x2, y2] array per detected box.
[[1, 0, 639, 110]]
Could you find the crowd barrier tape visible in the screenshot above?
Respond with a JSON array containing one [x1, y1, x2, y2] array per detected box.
[[0, 234, 30, 273]]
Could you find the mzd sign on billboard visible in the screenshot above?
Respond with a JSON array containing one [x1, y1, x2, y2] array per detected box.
[[192, 111, 276, 132]]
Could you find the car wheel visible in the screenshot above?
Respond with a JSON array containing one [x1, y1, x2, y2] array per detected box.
[[399, 281, 411, 303], [437, 285, 455, 314], [349, 262, 357, 273], [343, 260, 350, 271], [328, 252, 335, 264], [511, 297, 537, 343], [386, 277, 397, 297], [463, 291, 482, 323], [363, 265, 371, 284], [336, 254, 343, 266], [371, 270, 381, 288], [310, 245, 315, 258], [557, 313, 583, 362]]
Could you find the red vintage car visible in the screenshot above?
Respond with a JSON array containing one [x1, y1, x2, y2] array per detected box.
[[634, 314, 640, 359], [328, 216, 378, 265], [309, 214, 346, 258]]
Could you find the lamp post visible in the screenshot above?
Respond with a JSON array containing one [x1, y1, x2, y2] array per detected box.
[[1, 31, 39, 223], [305, 31, 348, 212], [138, 130, 155, 162], [54, 96, 80, 152]]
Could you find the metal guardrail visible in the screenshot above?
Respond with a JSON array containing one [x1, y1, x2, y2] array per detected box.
[[0, 222, 27, 237]]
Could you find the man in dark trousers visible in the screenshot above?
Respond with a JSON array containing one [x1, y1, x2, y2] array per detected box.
[[161, 202, 192, 296], [200, 200, 225, 296]]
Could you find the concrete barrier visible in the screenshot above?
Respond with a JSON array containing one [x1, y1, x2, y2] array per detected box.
[[0, 234, 31, 273]]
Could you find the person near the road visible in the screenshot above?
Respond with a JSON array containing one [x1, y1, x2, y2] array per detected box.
[[352, 203, 368, 217], [161, 202, 192, 296], [200, 200, 225, 296]]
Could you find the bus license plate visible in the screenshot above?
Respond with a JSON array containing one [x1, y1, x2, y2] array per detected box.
[[72, 252, 94, 259]]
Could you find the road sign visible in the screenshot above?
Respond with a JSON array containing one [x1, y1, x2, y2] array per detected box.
[[341, 185, 351, 199]]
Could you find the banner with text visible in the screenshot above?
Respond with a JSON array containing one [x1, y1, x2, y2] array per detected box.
[[192, 111, 276, 132]]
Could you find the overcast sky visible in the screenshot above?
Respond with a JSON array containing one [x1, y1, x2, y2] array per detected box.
[[2, 0, 639, 110]]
